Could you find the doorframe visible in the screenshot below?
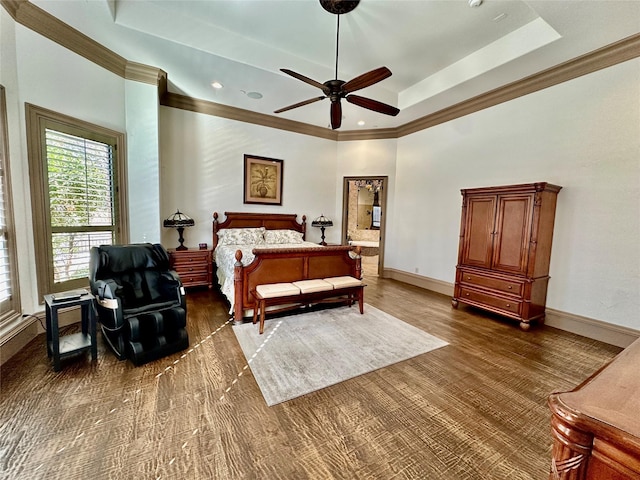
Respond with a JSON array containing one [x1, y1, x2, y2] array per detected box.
[[341, 176, 388, 276]]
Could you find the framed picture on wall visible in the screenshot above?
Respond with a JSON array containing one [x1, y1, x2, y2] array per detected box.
[[243, 154, 283, 205]]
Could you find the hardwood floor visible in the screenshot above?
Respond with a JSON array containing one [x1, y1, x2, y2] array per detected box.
[[0, 275, 621, 480]]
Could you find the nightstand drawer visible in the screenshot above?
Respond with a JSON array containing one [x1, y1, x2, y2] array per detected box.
[[178, 272, 210, 287], [171, 251, 210, 266]]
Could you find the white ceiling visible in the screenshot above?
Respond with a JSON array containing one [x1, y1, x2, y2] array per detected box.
[[33, 0, 640, 130]]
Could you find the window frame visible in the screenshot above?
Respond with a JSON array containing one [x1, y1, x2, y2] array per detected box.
[[26, 103, 128, 299], [0, 85, 21, 329]]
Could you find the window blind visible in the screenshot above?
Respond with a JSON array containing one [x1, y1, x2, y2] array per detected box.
[[45, 129, 116, 284], [0, 146, 11, 306]]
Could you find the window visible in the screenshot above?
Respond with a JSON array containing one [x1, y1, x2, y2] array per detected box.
[[26, 104, 128, 298], [0, 86, 21, 328]]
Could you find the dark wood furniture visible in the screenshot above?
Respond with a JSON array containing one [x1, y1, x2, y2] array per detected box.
[[168, 247, 213, 288], [44, 292, 97, 371], [452, 182, 562, 330], [548, 338, 640, 479], [213, 212, 362, 322]]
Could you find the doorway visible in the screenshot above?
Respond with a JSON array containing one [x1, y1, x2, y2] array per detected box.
[[342, 176, 387, 277]]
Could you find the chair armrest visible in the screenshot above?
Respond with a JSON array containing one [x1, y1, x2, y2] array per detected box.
[[94, 279, 122, 300]]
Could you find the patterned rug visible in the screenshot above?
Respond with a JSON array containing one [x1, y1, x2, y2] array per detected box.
[[233, 304, 448, 406]]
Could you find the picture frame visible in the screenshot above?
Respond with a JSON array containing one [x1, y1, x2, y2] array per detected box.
[[243, 154, 283, 205]]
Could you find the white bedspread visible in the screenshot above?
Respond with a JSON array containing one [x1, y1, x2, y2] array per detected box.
[[214, 242, 319, 313]]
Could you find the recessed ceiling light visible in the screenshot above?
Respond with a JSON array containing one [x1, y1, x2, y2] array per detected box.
[[211, 81, 223, 89], [246, 91, 263, 100], [468, 0, 482, 6], [357, 120, 365, 126]]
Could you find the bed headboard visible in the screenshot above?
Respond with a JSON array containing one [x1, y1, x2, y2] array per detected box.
[[212, 212, 307, 249]]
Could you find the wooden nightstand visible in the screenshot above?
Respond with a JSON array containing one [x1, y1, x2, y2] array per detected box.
[[168, 248, 213, 289]]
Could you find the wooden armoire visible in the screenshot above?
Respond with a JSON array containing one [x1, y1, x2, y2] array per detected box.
[[452, 182, 562, 330]]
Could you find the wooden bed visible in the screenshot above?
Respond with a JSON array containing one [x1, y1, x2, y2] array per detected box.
[[212, 212, 362, 322]]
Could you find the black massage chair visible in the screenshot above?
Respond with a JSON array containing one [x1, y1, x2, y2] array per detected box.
[[88, 243, 189, 365]]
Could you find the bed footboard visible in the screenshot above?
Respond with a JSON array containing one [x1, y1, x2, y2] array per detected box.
[[232, 246, 361, 322]]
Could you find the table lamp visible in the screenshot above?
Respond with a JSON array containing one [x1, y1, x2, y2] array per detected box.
[[163, 210, 195, 250], [312, 214, 333, 246]]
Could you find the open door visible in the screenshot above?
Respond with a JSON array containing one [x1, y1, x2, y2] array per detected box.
[[342, 176, 387, 277]]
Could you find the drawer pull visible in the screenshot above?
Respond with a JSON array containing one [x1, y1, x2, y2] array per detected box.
[[467, 276, 471, 280], [465, 293, 470, 297], [508, 286, 512, 289], [506, 303, 511, 307]]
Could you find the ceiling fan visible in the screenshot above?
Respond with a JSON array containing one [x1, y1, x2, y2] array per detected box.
[[274, 0, 400, 130]]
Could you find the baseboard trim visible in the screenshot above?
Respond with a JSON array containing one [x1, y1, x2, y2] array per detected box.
[[383, 268, 639, 348], [384, 268, 454, 297], [544, 308, 639, 348]]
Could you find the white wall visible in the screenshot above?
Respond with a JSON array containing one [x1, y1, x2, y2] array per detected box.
[[159, 107, 339, 247], [391, 59, 640, 330], [125, 79, 161, 243]]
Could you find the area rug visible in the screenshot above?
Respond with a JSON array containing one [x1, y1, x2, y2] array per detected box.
[[233, 304, 448, 406]]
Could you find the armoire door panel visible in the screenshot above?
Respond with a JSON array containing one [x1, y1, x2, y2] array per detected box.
[[492, 195, 532, 274], [461, 196, 495, 269]]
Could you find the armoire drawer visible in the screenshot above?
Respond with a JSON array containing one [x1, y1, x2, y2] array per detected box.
[[458, 287, 522, 315], [458, 269, 525, 297]]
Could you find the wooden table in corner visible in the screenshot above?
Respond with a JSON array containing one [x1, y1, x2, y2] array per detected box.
[[168, 247, 213, 289], [548, 338, 640, 479]]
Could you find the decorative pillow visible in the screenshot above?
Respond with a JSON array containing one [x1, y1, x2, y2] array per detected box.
[[217, 227, 265, 245], [264, 229, 304, 244]]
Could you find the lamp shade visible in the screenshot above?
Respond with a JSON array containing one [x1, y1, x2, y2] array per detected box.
[[163, 210, 195, 228], [311, 214, 333, 227]]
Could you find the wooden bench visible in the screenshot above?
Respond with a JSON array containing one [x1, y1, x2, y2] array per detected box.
[[252, 276, 365, 334]]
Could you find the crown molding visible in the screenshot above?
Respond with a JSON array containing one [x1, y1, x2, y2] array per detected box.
[[337, 128, 399, 141], [397, 32, 640, 138], [161, 92, 339, 141], [4, 1, 639, 142], [124, 62, 166, 86]]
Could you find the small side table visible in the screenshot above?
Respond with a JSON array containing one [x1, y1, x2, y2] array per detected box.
[[44, 293, 97, 371]]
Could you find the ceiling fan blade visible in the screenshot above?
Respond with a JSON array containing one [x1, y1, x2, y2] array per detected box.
[[342, 67, 392, 94], [331, 101, 342, 130], [280, 69, 327, 92], [346, 95, 400, 116], [274, 96, 326, 114]]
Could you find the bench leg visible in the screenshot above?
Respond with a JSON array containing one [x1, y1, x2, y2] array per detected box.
[[358, 287, 364, 314], [252, 304, 258, 325], [259, 299, 266, 335]]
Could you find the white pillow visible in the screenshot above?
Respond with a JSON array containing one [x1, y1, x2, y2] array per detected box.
[[218, 227, 265, 245], [264, 229, 304, 244]]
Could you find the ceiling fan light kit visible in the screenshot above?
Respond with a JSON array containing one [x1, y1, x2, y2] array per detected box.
[[274, 0, 400, 130]]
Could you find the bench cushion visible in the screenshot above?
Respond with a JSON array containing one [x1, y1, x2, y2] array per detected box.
[[323, 276, 363, 288], [256, 283, 300, 298], [292, 279, 334, 294]]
